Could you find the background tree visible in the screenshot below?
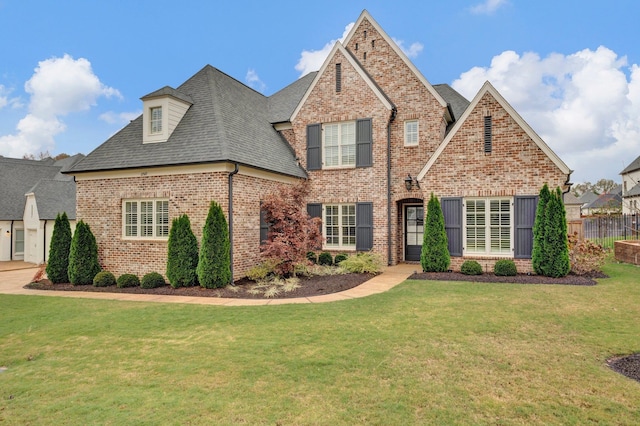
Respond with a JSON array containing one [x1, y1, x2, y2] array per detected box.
[[46, 212, 72, 283], [571, 178, 617, 197], [260, 182, 322, 277], [166, 214, 199, 288], [197, 201, 231, 288], [421, 193, 450, 272], [68, 220, 101, 285], [532, 183, 551, 275]]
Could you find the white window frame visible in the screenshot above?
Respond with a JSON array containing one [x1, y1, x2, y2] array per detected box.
[[404, 119, 419, 146], [150, 106, 163, 134], [323, 121, 356, 168], [464, 198, 513, 256], [14, 228, 25, 255], [323, 204, 356, 250], [122, 199, 169, 239]]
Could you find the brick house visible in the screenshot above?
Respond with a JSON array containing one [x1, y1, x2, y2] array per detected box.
[[65, 10, 572, 279]]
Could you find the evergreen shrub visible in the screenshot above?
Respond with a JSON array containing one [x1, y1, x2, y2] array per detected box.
[[197, 201, 231, 288], [68, 220, 101, 285], [141, 272, 166, 289], [334, 253, 348, 264], [93, 271, 116, 287], [166, 214, 199, 288], [318, 252, 333, 266], [494, 259, 517, 276], [421, 193, 450, 272], [46, 212, 72, 283], [460, 260, 483, 275], [117, 274, 140, 288]]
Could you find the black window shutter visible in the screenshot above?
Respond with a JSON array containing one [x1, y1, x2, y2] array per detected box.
[[307, 124, 322, 170], [259, 202, 268, 245], [307, 203, 322, 250], [441, 197, 463, 257], [355, 118, 372, 168], [484, 116, 492, 153], [356, 202, 373, 251], [514, 196, 538, 259]]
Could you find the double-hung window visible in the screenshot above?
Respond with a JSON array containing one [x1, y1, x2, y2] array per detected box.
[[123, 199, 169, 238], [404, 120, 418, 146], [465, 198, 512, 255], [150, 106, 163, 134], [323, 121, 355, 167], [324, 204, 356, 249]]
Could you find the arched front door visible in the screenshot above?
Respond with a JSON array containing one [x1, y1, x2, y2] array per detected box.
[[405, 205, 424, 261]]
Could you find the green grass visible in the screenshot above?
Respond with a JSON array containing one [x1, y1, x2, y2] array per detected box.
[[2, 261, 640, 425]]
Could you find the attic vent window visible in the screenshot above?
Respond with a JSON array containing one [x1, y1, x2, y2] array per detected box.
[[355, 43, 358, 51], [364, 30, 367, 39], [150, 106, 163, 134], [484, 116, 492, 153], [336, 63, 342, 93], [363, 52, 367, 60], [371, 40, 375, 48]]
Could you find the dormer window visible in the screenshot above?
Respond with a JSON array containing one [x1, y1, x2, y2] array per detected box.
[[141, 86, 193, 144], [150, 106, 163, 134]]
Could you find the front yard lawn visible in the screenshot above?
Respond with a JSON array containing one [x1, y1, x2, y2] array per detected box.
[[1, 261, 639, 425]]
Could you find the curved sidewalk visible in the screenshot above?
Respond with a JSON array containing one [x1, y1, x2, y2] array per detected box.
[[0, 264, 418, 306]]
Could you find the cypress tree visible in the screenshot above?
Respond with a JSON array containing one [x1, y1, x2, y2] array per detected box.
[[166, 214, 199, 288], [544, 187, 570, 277], [197, 201, 231, 288], [68, 220, 101, 285], [532, 183, 551, 275], [46, 212, 72, 283], [421, 193, 450, 272]]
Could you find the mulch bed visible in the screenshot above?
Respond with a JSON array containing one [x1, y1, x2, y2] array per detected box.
[[409, 271, 604, 286], [25, 273, 376, 299], [608, 354, 640, 383]]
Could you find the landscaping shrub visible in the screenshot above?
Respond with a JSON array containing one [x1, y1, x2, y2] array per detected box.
[[68, 220, 101, 285], [197, 201, 231, 289], [318, 252, 333, 266], [246, 261, 277, 281], [166, 214, 199, 288], [306, 251, 318, 264], [533, 185, 570, 278], [93, 271, 116, 287], [421, 193, 450, 272], [140, 272, 166, 289], [46, 212, 72, 284], [339, 252, 383, 274], [260, 182, 323, 277], [494, 259, 517, 276], [532, 184, 551, 276], [568, 232, 607, 275], [461, 260, 483, 275], [334, 253, 348, 265], [117, 274, 140, 288]]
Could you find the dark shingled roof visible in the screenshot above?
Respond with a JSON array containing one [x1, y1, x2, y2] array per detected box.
[[0, 155, 83, 220], [625, 183, 640, 197], [433, 84, 470, 123], [621, 154, 640, 174], [28, 180, 77, 220], [67, 65, 307, 178], [268, 72, 317, 123], [141, 85, 193, 105]]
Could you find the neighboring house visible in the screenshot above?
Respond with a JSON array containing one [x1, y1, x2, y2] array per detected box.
[[621, 155, 640, 215], [578, 190, 598, 216], [65, 10, 572, 279], [563, 192, 582, 222], [0, 155, 83, 263], [583, 185, 623, 215]]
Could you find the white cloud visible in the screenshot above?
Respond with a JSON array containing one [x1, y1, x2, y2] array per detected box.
[[245, 69, 266, 93], [452, 46, 640, 183], [392, 38, 424, 59], [470, 0, 509, 15], [0, 54, 120, 157], [99, 110, 140, 125], [0, 84, 22, 110], [295, 23, 354, 77]]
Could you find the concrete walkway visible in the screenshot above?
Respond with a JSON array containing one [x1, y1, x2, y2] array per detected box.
[[0, 263, 419, 306]]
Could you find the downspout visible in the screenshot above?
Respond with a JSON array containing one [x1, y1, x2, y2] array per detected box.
[[10, 220, 14, 260], [387, 107, 397, 266], [43, 220, 47, 264], [228, 163, 239, 283]]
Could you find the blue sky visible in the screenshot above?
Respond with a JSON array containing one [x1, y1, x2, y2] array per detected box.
[[1, 0, 639, 184]]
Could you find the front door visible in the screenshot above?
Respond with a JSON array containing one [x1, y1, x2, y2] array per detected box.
[[405, 205, 424, 261]]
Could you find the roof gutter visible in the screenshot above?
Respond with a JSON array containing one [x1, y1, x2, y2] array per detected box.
[[387, 107, 397, 266], [228, 163, 239, 283]]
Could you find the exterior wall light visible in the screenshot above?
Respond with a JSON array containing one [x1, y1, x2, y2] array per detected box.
[[404, 174, 420, 191]]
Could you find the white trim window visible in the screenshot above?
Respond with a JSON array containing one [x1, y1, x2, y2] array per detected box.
[[123, 199, 169, 239], [324, 204, 356, 249], [150, 106, 163, 134], [465, 198, 512, 255], [323, 121, 355, 167], [14, 229, 25, 254], [404, 119, 418, 146]]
